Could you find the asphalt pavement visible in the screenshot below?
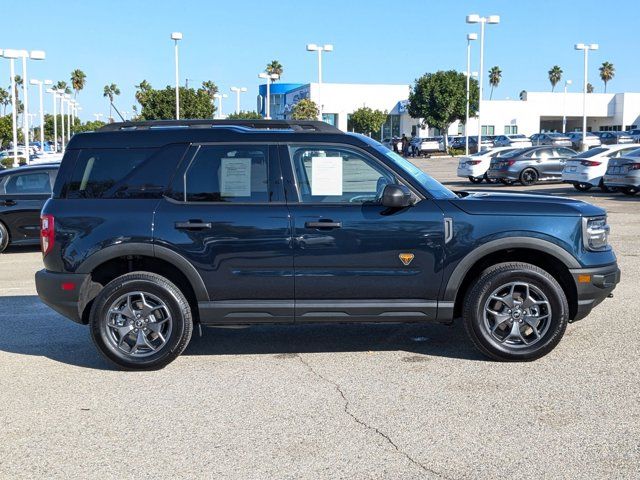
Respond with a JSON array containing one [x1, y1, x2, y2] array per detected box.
[[0, 157, 638, 479]]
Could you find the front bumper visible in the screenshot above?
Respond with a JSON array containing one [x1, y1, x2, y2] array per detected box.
[[36, 269, 92, 324], [569, 263, 620, 322]]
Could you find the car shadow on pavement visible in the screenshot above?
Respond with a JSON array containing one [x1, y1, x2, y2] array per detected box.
[[0, 296, 484, 370]]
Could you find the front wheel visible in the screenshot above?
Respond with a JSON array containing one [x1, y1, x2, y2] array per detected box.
[[620, 187, 638, 196], [90, 271, 193, 370], [462, 262, 569, 361], [573, 183, 593, 192], [468, 176, 484, 184], [0, 222, 8, 253]]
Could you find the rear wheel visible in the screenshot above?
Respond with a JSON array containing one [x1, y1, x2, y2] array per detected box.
[[0, 222, 9, 253], [468, 176, 484, 184], [573, 183, 592, 192], [620, 187, 638, 196], [520, 168, 539, 186], [463, 262, 569, 361], [90, 271, 193, 370]]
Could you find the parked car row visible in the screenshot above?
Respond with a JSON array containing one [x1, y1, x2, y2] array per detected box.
[[456, 143, 640, 195]]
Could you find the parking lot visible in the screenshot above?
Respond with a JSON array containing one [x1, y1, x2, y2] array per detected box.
[[0, 156, 638, 479]]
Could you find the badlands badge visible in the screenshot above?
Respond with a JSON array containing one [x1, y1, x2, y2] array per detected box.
[[399, 253, 415, 266]]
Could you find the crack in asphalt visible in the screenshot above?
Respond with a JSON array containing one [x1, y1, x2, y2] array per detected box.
[[297, 354, 454, 480]]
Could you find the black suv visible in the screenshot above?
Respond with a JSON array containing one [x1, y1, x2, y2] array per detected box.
[[36, 120, 620, 370]]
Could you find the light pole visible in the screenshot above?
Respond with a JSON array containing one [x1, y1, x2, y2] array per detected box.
[[465, 33, 478, 155], [65, 94, 72, 145], [575, 43, 598, 150], [59, 92, 66, 153], [466, 14, 499, 151], [171, 32, 183, 120], [562, 79, 573, 133], [258, 72, 279, 119], [30, 78, 53, 149], [46, 88, 58, 152], [213, 93, 228, 119], [1, 49, 20, 166], [18, 50, 46, 161], [230, 86, 247, 114], [306, 43, 333, 121]]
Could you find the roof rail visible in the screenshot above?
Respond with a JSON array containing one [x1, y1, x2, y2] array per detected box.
[[98, 119, 342, 133]]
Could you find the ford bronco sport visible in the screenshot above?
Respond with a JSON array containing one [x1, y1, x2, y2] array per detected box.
[[35, 120, 620, 369]]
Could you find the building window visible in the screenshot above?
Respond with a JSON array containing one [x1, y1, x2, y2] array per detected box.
[[504, 125, 518, 134], [378, 114, 400, 140], [322, 113, 337, 126], [599, 125, 622, 132], [481, 125, 495, 135]]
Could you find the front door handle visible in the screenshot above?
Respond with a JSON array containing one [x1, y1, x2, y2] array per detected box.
[[305, 220, 342, 229], [175, 220, 212, 230], [2, 199, 16, 207]]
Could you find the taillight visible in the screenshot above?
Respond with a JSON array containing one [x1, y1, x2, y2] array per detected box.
[[581, 160, 602, 167], [468, 160, 482, 165], [630, 164, 640, 171], [507, 160, 516, 166], [41, 214, 54, 256]]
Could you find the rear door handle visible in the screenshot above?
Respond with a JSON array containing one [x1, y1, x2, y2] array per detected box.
[[175, 220, 212, 230], [2, 199, 16, 207], [305, 220, 342, 229]]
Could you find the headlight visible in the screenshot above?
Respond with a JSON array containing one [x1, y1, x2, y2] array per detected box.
[[582, 216, 610, 251]]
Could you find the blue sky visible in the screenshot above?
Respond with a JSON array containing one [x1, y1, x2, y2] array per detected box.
[[4, 0, 638, 121]]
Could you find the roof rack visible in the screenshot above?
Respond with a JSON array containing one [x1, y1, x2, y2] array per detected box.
[[98, 119, 342, 133]]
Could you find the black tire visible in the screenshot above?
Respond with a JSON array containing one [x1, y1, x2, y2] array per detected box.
[[90, 271, 193, 370], [620, 187, 638, 196], [484, 173, 498, 184], [462, 262, 569, 361], [499, 178, 514, 185], [573, 183, 592, 192], [0, 221, 8, 253], [468, 175, 484, 184], [599, 179, 614, 193], [519, 168, 539, 186]]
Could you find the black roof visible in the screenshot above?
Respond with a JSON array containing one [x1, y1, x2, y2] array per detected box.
[[68, 119, 360, 150]]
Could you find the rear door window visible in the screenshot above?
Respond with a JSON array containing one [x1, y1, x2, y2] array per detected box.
[[4, 172, 52, 195]]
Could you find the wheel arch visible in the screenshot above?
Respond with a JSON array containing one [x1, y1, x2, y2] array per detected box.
[[444, 238, 580, 321]]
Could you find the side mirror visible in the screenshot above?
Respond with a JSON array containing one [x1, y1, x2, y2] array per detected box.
[[381, 184, 413, 208]]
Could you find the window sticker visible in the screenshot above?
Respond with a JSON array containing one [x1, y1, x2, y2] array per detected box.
[[220, 157, 251, 197], [311, 156, 343, 196]]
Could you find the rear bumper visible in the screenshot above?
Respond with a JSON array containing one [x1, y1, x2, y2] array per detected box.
[[603, 174, 640, 188], [35, 269, 91, 324], [569, 263, 620, 322]]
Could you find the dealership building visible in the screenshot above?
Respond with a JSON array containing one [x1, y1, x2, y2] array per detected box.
[[257, 82, 640, 138]]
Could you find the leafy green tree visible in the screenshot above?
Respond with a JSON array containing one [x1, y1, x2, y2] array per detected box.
[[408, 70, 478, 148], [42, 114, 81, 140], [201, 81, 218, 103], [587, 83, 594, 93], [70, 69, 86, 98], [0, 114, 23, 149], [488, 66, 502, 100], [599, 61, 615, 93], [548, 65, 562, 92], [0, 88, 9, 115], [103, 83, 121, 121], [135, 80, 153, 106], [265, 60, 283, 80], [349, 107, 388, 136], [137, 86, 214, 120], [227, 110, 262, 120], [74, 120, 106, 133], [291, 99, 319, 120]]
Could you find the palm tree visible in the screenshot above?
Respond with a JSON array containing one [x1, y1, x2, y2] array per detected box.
[[70, 69, 86, 98], [488, 66, 502, 100], [587, 83, 594, 93], [55, 81, 71, 94], [135, 79, 152, 105], [103, 83, 121, 121], [0, 87, 9, 115], [201, 80, 218, 102], [265, 60, 283, 81], [519, 90, 527, 101], [548, 65, 563, 92], [599, 61, 615, 93]]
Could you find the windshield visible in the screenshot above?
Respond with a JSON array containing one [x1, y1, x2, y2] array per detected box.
[[353, 134, 457, 199]]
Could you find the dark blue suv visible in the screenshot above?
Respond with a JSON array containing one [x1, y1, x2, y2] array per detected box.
[[35, 120, 620, 370]]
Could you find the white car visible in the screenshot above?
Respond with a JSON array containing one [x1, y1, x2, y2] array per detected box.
[[456, 147, 521, 183], [562, 144, 640, 192], [31, 152, 64, 164], [493, 134, 532, 148]]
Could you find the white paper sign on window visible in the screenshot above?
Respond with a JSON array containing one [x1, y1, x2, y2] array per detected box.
[[311, 156, 343, 196], [220, 158, 251, 197]]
